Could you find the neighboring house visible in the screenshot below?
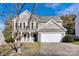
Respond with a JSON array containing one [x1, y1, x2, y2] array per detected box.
[[12, 10, 67, 42], [75, 15, 79, 37]]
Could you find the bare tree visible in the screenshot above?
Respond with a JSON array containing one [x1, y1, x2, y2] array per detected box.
[[10, 4, 25, 53], [28, 4, 37, 24], [2, 3, 26, 53], [0, 3, 37, 54]]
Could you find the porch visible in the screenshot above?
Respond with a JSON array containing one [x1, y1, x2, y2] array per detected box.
[[15, 32, 38, 43]]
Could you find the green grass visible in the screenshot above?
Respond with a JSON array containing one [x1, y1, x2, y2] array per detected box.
[[71, 41, 79, 45]]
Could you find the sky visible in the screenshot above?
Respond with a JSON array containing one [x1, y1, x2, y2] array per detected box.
[[0, 3, 79, 30]]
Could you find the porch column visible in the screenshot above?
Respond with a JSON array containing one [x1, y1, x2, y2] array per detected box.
[[15, 39, 17, 43], [20, 32, 22, 36], [38, 32, 40, 42], [29, 32, 33, 42]]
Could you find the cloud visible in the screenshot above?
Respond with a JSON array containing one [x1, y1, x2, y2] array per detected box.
[[46, 3, 60, 9], [45, 3, 75, 16], [57, 4, 79, 16]]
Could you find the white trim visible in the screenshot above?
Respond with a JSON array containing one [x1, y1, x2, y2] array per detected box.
[[51, 19, 67, 31], [37, 20, 51, 30], [37, 19, 67, 31], [12, 10, 41, 21], [24, 10, 41, 21]]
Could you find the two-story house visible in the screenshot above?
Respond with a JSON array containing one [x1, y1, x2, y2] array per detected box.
[[12, 10, 67, 42]]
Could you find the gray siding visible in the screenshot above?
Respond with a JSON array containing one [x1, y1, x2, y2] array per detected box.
[[75, 15, 79, 37]]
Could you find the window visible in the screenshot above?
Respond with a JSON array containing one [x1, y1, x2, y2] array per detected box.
[[23, 22, 25, 29], [26, 25, 29, 30], [32, 21, 38, 29], [20, 22, 22, 29], [27, 23, 30, 29], [33, 21, 36, 29], [32, 22, 33, 29], [36, 23, 38, 29], [15, 23, 17, 29]]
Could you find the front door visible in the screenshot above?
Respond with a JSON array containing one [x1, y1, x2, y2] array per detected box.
[[33, 33, 38, 42]]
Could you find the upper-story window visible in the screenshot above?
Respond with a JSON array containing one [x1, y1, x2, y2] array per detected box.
[[15, 22, 18, 29], [20, 22, 22, 29], [36, 23, 38, 29], [32, 22, 33, 29], [32, 21, 38, 29], [23, 22, 25, 29]]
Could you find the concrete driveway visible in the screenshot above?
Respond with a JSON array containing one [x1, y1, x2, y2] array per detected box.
[[40, 43, 79, 56]]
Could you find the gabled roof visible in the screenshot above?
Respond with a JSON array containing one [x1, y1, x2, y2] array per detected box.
[[13, 10, 63, 23], [37, 16, 63, 23], [38, 19, 67, 32], [12, 10, 41, 22]]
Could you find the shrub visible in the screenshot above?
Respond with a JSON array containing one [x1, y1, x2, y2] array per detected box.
[[5, 36, 14, 43], [3, 19, 15, 43], [74, 36, 79, 41], [62, 35, 74, 43]]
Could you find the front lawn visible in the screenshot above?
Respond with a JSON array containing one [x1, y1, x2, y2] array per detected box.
[[0, 43, 40, 56], [71, 41, 79, 45]]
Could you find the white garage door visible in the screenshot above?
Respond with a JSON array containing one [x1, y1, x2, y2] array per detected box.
[[41, 33, 62, 42]]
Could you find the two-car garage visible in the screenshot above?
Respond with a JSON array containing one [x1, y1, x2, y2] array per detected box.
[[37, 19, 66, 42], [39, 32, 65, 42]]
